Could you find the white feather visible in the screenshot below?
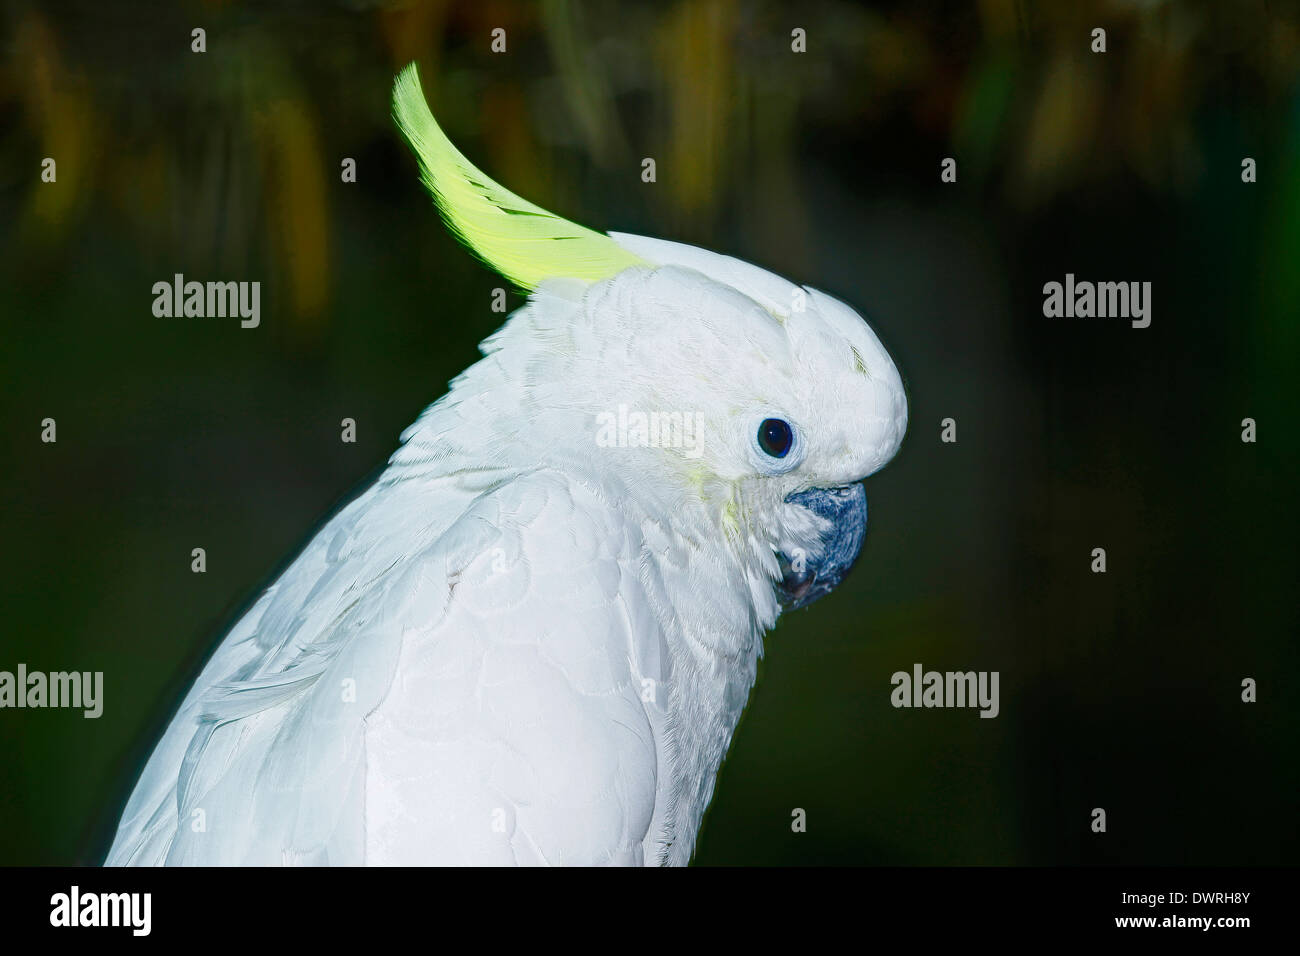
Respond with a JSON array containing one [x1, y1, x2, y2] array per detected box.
[[107, 245, 906, 866]]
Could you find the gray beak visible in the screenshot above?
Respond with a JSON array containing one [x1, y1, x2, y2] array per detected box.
[[776, 484, 868, 610]]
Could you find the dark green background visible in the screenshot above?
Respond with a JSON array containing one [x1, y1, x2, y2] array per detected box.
[[1, 0, 1295, 865]]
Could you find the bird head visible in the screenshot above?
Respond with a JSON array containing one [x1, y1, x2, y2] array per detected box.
[[393, 65, 907, 619]]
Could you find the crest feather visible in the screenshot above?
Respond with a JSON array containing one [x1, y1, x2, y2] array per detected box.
[[392, 63, 649, 290]]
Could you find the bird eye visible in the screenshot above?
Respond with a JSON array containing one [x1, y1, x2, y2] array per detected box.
[[757, 418, 794, 459]]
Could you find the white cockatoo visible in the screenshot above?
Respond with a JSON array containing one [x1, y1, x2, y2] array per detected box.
[[106, 64, 907, 866]]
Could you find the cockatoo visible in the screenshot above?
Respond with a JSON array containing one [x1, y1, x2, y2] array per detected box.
[[106, 64, 907, 866]]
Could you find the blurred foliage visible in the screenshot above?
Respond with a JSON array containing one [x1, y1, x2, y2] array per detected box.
[[0, 0, 1296, 865], [6, 0, 1299, 324]]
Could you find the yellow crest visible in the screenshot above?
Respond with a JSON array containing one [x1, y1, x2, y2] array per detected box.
[[392, 63, 648, 290]]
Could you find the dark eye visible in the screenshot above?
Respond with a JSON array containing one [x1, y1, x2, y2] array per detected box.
[[757, 418, 794, 458]]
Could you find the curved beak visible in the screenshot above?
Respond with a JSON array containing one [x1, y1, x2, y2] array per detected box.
[[776, 484, 868, 610]]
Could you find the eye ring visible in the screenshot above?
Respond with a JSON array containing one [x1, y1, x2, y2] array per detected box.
[[757, 418, 794, 459]]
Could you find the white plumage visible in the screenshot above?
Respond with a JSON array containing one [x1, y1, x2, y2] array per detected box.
[[106, 70, 907, 866]]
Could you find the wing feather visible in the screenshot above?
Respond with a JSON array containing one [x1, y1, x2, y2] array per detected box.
[[107, 470, 668, 866]]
